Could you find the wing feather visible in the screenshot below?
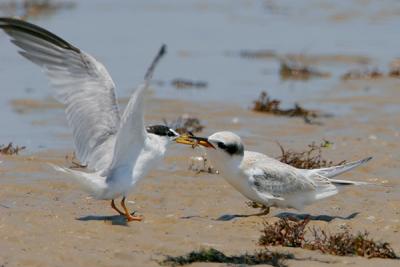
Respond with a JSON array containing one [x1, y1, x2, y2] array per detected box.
[[0, 18, 120, 170], [109, 45, 167, 171]]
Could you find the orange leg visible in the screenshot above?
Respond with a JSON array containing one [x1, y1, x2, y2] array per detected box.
[[121, 197, 143, 222], [111, 199, 124, 215]]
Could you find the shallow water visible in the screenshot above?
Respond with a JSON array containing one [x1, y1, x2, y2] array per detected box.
[[1, 0, 400, 150]]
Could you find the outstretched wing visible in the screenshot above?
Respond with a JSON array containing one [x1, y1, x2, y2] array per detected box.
[[0, 17, 120, 169], [108, 45, 166, 172]]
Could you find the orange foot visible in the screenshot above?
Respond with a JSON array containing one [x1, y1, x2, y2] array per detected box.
[[126, 214, 144, 222], [121, 196, 143, 222]]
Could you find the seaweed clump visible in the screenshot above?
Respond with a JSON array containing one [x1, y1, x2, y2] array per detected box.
[[259, 218, 397, 259], [280, 61, 330, 81], [163, 115, 204, 135], [276, 140, 345, 169], [160, 247, 293, 267], [0, 0, 75, 20], [0, 142, 26, 155], [252, 91, 320, 124], [171, 79, 207, 89], [259, 218, 309, 248], [341, 69, 384, 80]]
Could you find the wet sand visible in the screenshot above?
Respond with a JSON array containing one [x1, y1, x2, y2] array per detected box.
[[1, 1, 400, 266], [1, 84, 399, 266]]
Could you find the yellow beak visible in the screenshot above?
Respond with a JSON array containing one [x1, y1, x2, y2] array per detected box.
[[174, 134, 215, 149]]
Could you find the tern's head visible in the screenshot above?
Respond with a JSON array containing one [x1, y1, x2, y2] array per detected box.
[[207, 131, 244, 157], [146, 125, 179, 144], [182, 131, 244, 170]]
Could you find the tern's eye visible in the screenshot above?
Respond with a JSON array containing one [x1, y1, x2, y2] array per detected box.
[[217, 142, 226, 149], [167, 131, 176, 137]]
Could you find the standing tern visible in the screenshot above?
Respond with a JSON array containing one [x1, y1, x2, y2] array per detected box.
[[181, 131, 372, 213], [0, 17, 191, 221]]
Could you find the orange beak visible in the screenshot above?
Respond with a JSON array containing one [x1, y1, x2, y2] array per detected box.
[[191, 136, 215, 149], [174, 134, 215, 149]]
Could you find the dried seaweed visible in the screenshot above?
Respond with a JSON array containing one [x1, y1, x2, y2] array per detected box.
[[160, 247, 293, 267], [276, 140, 345, 169], [280, 61, 330, 81], [0, 143, 25, 155], [308, 229, 397, 258], [259, 218, 310, 247], [252, 91, 321, 124], [239, 49, 277, 59], [0, 0, 75, 20], [389, 68, 400, 78], [341, 69, 384, 80], [171, 79, 207, 89], [163, 115, 204, 135], [259, 218, 398, 259]]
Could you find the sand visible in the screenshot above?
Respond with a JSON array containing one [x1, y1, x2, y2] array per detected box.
[[1, 85, 399, 267]]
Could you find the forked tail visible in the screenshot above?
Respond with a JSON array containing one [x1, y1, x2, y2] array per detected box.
[[311, 156, 372, 185], [49, 163, 107, 198]]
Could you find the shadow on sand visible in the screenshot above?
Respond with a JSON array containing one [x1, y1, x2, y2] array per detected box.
[[77, 214, 129, 226], [216, 212, 359, 222], [275, 212, 359, 222]]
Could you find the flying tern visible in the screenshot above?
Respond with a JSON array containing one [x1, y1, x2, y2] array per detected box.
[[0, 17, 192, 221], [181, 131, 372, 213]]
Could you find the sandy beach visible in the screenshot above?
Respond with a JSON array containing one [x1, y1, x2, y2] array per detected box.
[[1, 1, 400, 266]]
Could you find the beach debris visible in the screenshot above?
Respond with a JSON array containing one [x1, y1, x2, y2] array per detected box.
[[389, 58, 400, 78], [171, 79, 207, 89], [163, 115, 204, 135], [259, 218, 309, 248], [0, 0, 75, 20], [279, 61, 330, 81], [252, 91, 321, 124], [188, 155, 218, 174], [276, 140, 345, 169], [341, 68, 384, 80], [308, 230, 397, 258], [160, 247, 293, 267], [388, 68, 400, 78], [259, 218, 397, 259], [238, 49, 276, 59], [0, 142, 25, 155]]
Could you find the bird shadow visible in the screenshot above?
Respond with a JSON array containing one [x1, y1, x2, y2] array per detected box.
[[215, 213, 266, 221], [216, 212, 359, 222], [77, 214, 130, 226], [275, 212, 360, 222]]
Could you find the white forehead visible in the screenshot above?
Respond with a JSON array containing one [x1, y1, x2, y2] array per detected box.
[[209, 131, 242, 144]]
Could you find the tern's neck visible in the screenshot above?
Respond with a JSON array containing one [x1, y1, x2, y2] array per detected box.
[[210, 154, 243, 176], [147, 134, 169, 152]]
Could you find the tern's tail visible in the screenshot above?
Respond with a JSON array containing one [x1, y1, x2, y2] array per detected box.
[[49, 163, 107, 198], [311, 157, 372, 185]]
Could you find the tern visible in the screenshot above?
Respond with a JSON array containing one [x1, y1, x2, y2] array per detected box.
[[181, 131, 372, 213], [0, 17, 191, 221]]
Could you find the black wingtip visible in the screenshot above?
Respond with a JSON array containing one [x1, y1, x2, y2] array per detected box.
[[0, 17, 80, 53], [144, 44, 167, 81], [159, 44, 167, 57]]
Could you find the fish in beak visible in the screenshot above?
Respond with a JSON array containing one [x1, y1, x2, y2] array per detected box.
[[174, 134, 215, 149]]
